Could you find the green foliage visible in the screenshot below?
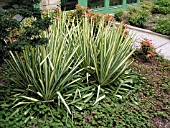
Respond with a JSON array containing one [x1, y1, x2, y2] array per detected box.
[[152, 0, 170, 14], [73, 18, 134, 87], [137, 38, 157, 61], [114, 6, 150, 28], [7, 14, 84, 115], [0, 95, 153, 127], [0, 69, 148, 127], [0, 0, 52, 62], [126, 6, 150, 28], [152, 16, 170, 36], [0, 58, 150, 127], [72, 96, 152, 127], [140, 0, 154, 12], [0, 102, 68, 127], [5, 11, 135, 117], [114, 10, 124, 21]]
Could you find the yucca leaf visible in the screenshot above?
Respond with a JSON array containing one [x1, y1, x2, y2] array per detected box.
[[57, 91, 71, 114]]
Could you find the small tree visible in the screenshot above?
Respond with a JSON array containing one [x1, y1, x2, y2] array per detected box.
[[0, 0, 52, 62]]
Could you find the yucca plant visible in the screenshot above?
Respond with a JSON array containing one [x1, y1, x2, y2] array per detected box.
[[63, 17, 135, 103], [6, 11, 136, 119], [7, 12, 84, 115], [72, 17, 135, 87]]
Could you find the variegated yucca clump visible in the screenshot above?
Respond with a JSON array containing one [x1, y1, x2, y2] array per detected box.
[[7, 11, 135, 116]]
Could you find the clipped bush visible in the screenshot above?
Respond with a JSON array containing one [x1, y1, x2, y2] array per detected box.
[[152, 0, 170, 14], [152, 16, 170, 36], [114, 6, 150, 28], [126, 6, 150, 28]]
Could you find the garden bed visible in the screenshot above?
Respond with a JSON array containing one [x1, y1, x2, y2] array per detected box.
[[114, 0, 170, 36], [0, 2, 169, 127]]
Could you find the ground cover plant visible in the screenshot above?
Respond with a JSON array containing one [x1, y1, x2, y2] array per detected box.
[[1, 55, 170, 127]]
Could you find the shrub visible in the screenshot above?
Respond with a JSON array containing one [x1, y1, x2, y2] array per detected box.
[[72, 18, 134, 89], [7, 15, 83, 115], [138, 38, 157, 61], [152, 16, 170, 36], [126, 6, 150, 28], [114, 10, 124, 21], [0, 0, 52, 63], [140, 1, 154, 12], [114, 6, 150, 28], [152, 0, 170, 14]]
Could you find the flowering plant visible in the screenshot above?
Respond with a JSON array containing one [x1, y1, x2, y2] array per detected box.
[[70, 4, 114, 25], [139, 38, 157, 60]]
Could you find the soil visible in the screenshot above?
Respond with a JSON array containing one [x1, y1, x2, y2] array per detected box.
[[144, 22, 156, 31]]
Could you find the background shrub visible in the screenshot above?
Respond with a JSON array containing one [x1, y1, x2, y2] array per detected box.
[[114, 10, 124, 21], [152, 16, 170, 36], [126, 6, 150, 28], [0, 0, 52, 63], [152, 0, 170, 14], [114, 6, 150, 28]]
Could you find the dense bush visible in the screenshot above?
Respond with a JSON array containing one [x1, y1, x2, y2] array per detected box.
[[126, 6, 150, 28], [152, 0, 170, 14], [114, 10, 124, 21], [152, 16, 170, 36], [114, 6, 150, 28], [0, 0, 52, 63]]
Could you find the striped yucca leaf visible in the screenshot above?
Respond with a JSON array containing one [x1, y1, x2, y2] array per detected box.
[[7, 12, 84, 114], [72, 17, 135, 87], [7, 11, 136, 114]]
